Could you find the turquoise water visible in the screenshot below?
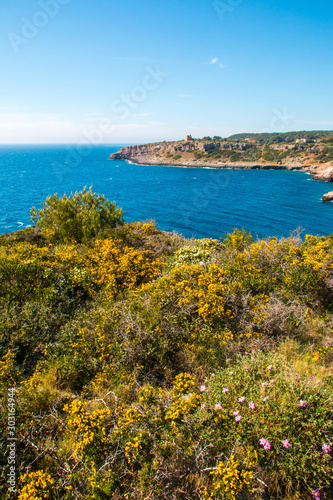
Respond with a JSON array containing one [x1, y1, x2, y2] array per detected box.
[[1, 144, 333, 239]]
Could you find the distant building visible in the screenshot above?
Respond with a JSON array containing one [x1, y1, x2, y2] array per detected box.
[[246, 139, 256, 143], [185, 135, 193, 141], [296, 138, 307, 143]]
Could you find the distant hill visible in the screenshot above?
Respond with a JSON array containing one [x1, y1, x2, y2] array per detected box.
[[227, 130, 333, 143]]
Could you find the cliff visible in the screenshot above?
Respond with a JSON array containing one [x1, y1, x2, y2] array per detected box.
[[109, 138, 333, 181]]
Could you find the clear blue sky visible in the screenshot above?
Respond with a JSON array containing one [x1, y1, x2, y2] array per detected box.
[[1, 0, 333, 143]]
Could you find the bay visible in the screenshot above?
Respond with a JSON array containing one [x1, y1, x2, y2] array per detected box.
[[0, 144, 333, 239]]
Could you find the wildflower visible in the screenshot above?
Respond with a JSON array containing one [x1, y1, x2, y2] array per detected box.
[[199, 261, 204, 266], [259, 438, 266, 445], [322, 444, 331, 453], [261, 382, 268, 387], [229, 371, 234, 375], [200, 385, 206, 392], [158, 272, 162, 276], [235, 415, 242, 422], [308, 376, 315, 380], [233, 410, 239, 416], [312, 490, 320, 500], [215, 403, 223, 410], [299, 400, 307, 407], [226, 358, 231, 362], [201, 404, 206, 410], [244, 366, 250, 370], [270, 379, 276, 383], [267, 365, 273, 370], [263, 397, 268, 401], [263, 441, 271, 450], [222, 387, 228, 393], [238, 397, 245, 403], [90, 308, 94, 312], [282, 440, 291, 448], [249, 401, 255, 410]]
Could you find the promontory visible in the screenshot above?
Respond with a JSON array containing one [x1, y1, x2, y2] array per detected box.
[[110, 131, 333, 182]]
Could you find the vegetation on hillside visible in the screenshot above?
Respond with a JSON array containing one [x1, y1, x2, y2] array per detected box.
[[0, 190, 332, 499], [227, 131, 333, 144]]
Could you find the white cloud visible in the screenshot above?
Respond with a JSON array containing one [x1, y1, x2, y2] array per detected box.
[[210, 57, 218, 64]]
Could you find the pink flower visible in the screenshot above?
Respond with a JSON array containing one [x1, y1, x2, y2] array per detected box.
[[282, 440, 291, 448], [299, 400, 307, 407], [233, 410, 239, 416], [263, 441, 271, 450], [322, 444, 331, 453], [158, 273, 162, 276], [229, 371, 234, 375], [200, 385, 206, 392], [312, 490, 321, 500], [226, 358, 231, 362], [215, 403, 223, 410], [201, 404, 206, 410], [261, 382, 268, 387], [238, 397, 245, 403], [222, 387, 228, 393], [235, 415, 242, 422], [244, 366, 250, 370], [263, 397, 269, 401], [259, 438, 266, 445], [270, 379, 276, 383], [267, 365, 273, 370], [199, 261, 204, 266], [249, 401, 255, 410]]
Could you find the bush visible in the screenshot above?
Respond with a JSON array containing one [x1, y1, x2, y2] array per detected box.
[[30, 186, 124, 243]]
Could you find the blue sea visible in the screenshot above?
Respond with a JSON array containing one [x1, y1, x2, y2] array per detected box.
[[1, 144, 333, 240]]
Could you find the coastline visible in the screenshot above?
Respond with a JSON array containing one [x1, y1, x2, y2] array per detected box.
[[109, 141, 333, 183]]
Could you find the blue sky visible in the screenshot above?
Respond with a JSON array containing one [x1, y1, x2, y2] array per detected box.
[[1, 0, 333, 143]]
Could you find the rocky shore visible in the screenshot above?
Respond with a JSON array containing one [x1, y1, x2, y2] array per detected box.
[[109, 140, 333, 182]]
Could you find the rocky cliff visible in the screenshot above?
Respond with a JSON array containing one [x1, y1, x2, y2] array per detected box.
[[109, 139, 333, 182]]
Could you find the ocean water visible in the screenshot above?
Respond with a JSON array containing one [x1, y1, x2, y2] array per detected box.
[[1, 144, 333, 240]]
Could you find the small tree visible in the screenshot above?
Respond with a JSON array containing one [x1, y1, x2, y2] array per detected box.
[[30, 186, 124, 242]]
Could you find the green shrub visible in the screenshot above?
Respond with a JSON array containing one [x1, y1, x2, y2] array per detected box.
[[30, 186, 124, 243]]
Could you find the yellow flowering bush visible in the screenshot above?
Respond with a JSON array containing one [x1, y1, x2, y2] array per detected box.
[[63, 399, 111, 459], [0, 350, 19, 389], [202, 454, 255, 500], [18, 470, 56, 500]]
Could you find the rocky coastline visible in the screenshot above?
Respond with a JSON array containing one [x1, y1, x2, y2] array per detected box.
[[109, 140, 333, 183]]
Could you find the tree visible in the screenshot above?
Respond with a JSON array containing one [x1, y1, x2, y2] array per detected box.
[[30, 186, 124, 242]]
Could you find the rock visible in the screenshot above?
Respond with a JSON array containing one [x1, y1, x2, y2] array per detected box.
[[310, 166, 333, 182], [322, 191, 333, 201]]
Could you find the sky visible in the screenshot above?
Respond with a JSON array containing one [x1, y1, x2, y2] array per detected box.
[[1, 0, 333, 143]]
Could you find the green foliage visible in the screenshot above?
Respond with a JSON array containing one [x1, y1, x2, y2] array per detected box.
[[30, 186, 124, 242], [0, 196, 333, 499], [228, 130, 333, 144], [222, 228, 254, 250]]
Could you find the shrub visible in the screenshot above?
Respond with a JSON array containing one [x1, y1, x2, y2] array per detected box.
[[30, 186, 124, 243]]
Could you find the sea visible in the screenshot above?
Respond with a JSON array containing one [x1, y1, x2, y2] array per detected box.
[[1, 144, 333, 240]]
